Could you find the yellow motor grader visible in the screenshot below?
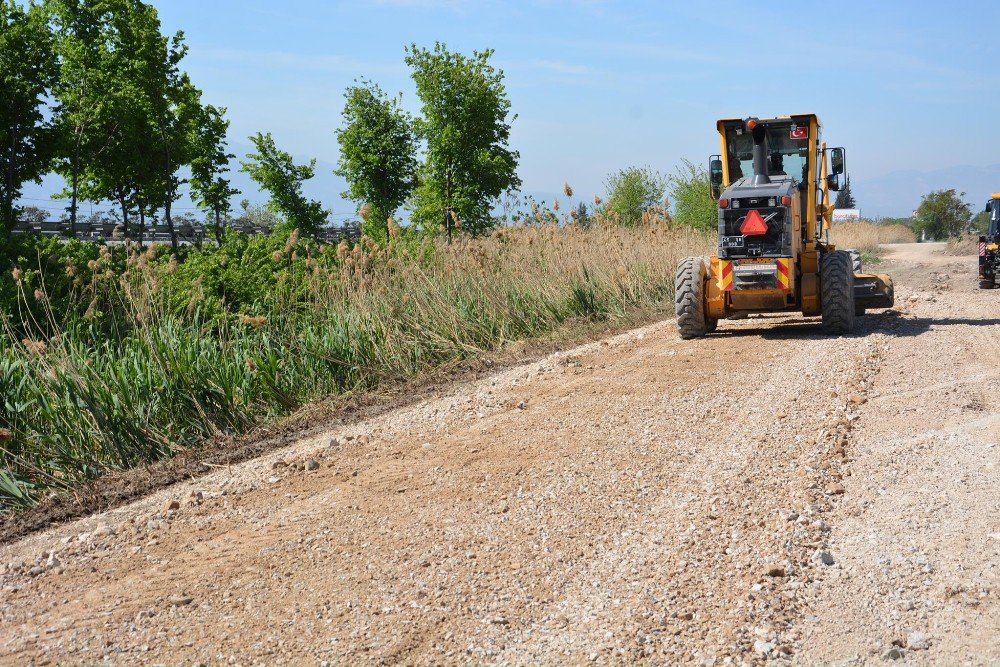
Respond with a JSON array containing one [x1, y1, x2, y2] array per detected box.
[[675, 114, 894, 338]]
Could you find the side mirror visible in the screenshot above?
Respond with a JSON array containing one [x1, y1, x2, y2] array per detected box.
[[987, 202, 993, 213], [709, 156, 723, 200], [830, 147, 846, 175], [827, 174, 842, 191]]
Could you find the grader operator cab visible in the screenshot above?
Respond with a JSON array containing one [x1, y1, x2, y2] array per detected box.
[[675, 114, 894, 338], [980, 194, 1000, 289]]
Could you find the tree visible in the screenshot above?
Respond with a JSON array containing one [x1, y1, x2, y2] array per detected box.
[[405, 42, 520, 240], [189, 104, 238, 244], [834, 175, 856, 209], [53, 0, 154, 243], [0, 0, 57, 237], [668, 159, 716, 232], [335, 80, 417, 243], [913, 189, 971, 241], [970, 210, 989, 235], [604, 166, 667, 226], [240, 132, 327, 236], [48, 0, 109, 236]]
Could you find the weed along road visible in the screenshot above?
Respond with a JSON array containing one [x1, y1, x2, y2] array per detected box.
[[1, 241, 997, 665]]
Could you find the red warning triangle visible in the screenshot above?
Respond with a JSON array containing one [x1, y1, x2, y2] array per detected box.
[[740, 209, 769, 236]]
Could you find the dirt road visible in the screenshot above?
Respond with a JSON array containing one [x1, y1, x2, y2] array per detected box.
[[2, 242, 997, 665]]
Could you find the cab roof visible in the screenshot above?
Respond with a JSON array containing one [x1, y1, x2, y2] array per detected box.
[[716, 114, 821, 129]]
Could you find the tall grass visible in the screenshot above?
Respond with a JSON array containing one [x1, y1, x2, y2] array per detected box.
[[944, 234, 981, 256], [0, 216, 710, 509], [830, 220, 916, 255]]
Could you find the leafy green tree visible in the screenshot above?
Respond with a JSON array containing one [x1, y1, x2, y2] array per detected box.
[[240, 132, 327, 236], [604, 166, 667, 226], [405, 42, 520, 240], [50, 0, 208, 249], [970, 210, 989, 235], [668, 159, 716, 232], [335, 80, 417, 242], [0, 0, 57, 236], [913, 189, 971, 240], [834, 175, 856, 209], [45, 0, 119, 233], [190, 104, 239, 244]]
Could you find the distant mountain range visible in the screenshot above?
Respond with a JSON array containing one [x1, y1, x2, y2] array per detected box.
[[853, 164, 1000, 219]]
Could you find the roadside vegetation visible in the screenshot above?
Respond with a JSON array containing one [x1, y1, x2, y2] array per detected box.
[[830, 220, 916, 258], [0, 214, 710, 509]]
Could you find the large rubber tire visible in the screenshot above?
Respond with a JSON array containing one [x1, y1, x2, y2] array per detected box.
[[980, 277, 996, 289], [821, 250, 855, 335], [845, 249, 863, 275], [675, 256, 713, 339]]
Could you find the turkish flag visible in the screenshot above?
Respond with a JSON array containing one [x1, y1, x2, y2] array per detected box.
[[790, 126, 808, 140], [740, 209, 769, 236]]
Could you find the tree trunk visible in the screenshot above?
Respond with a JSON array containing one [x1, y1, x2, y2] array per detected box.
[[138, 207, 146, 248], [444, 167, 452, 245], [165, 198, 177, 255], [214, 206, 223, 245], [3, 124, 18, 238], [69, 127, 82, 238], [117, 192, 131, 242]]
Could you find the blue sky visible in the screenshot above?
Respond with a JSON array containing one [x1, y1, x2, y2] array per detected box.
[[23, 0, 1000, 218]]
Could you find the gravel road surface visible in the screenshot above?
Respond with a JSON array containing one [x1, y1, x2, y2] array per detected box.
[[1, 242, 997, 665]]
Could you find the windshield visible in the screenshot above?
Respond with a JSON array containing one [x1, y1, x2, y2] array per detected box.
[[724, 121, 810, 184]]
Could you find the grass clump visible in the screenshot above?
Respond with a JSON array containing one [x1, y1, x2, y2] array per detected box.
[[0, 218, 710, 509], [830, 220, 916, 258]]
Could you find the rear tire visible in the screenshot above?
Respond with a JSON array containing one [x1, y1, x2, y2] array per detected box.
[[676, 256, 711, 339], [980, 277, 996, 289], [821, 250, 855, 335]]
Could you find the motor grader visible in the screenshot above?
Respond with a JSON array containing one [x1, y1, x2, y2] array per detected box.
[[675, 114, 894, 338], [980, 193, 999, 289]]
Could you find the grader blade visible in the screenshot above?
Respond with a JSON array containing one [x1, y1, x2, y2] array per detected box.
[[853, 273, 894, 310]]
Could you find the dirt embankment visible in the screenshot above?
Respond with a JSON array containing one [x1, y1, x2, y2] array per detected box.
[[1, 242, 997, 665]]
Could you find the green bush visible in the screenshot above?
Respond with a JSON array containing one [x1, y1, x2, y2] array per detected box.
[[668, 159, 717, 232]]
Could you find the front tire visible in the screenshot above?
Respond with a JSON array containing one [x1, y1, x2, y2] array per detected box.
[[980, 276, 996, 289], [821, 250, 855, 335], [676, 257, 711, 339]]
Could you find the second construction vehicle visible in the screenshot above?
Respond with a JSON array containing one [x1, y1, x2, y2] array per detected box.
[[980, 194, 999, 289], [676, 114, 894, 338]]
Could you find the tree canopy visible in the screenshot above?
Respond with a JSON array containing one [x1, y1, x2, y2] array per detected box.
[[0, 0, 57, 235], [604, 166, 667, 226], [914, 189, 971, 240], [834, 175, 857, 210], [241, 132, 327, 236], [405, 42, 520, 240], [335, 80, 417, 242]]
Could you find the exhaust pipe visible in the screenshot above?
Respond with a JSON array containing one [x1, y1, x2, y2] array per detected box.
[[747, 118, 770, 186]]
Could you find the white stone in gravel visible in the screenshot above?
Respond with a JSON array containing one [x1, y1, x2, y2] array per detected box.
[[813, 550, 835, 566], [93, 523, 115, 537], [754, 640, 774, 656], [907, 631, 930, 650]]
